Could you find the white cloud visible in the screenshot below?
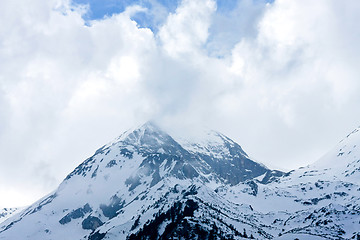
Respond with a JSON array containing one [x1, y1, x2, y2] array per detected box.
[[0, 0, 156, 206], [223, 0, 360, 168], [1, 0, 360, 206], [159, 0, 216, 57]]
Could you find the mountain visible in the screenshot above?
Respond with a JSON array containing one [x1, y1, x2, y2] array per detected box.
[[0, 208, 19, 224], [218, 126, 360, 239], [0, 122, 359, 239]]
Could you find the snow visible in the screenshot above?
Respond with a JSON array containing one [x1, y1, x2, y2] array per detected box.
[[0, 208, 22, 224], [173, 128, 239, 158], [276, 233, 328, 240]]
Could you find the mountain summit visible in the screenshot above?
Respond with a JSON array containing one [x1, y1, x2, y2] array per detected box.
[[65, 121, 281, 187], [1, 122, 360, 239]]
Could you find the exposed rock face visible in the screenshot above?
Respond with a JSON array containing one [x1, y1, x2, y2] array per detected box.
[[82, 216, 103, 230]]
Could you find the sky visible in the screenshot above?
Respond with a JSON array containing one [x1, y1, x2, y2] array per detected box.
[[0, 0, 360, 207]]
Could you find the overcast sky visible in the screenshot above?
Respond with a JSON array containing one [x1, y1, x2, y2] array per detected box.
[[1, 0, 360, 207]]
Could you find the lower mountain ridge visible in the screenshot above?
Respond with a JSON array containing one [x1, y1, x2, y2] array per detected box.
[[1, 122, 360, 240]]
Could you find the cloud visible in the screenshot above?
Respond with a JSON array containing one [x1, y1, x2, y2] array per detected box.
[[1, 0, 360, 206], [0, 0, 156, 206], [222, 0, 360, 167], [207, 0, 269, 57], [159, 0, 216, 57]]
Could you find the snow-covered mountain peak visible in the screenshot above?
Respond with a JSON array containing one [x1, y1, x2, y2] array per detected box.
[[114, 121, 166, 145], [304, 126, 360, 181], [3, 122, 360, 239], [117, 121, 180, 152], [96, 121, 188, 160], [119, 121, 161, 140], [59, 121, 279, 195]]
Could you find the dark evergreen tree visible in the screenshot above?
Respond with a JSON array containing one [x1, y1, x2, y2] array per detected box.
[[243, 228, 248, 238]]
